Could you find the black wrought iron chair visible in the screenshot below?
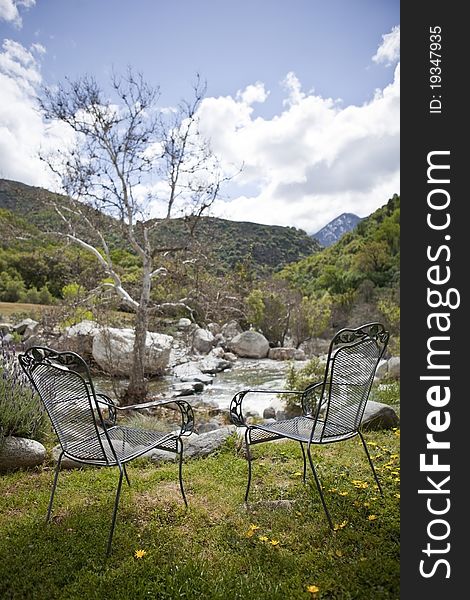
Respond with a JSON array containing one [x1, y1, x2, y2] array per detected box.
[[18, 346, 194, 556], [229, 323, 389, 529]]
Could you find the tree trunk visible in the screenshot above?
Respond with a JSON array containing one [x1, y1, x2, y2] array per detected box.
[[123, 263, 151, 404]]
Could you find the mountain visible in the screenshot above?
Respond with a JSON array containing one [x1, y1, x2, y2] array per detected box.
[[312, 213, 362, 247], [0, 178, 320, 275], [281, 195, 400, 296]]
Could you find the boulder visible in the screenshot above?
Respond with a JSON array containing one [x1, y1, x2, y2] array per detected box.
[[192, 327, 215, 354], [173, 362, 214, 384], [221, 320, 243, 342], [207, 322, 221, 336], [51, 445, 90, 469], [229, 330, 270, 358], [177, 318, 192, 330], [376, 356, 400, 381], [263, 406, 276, 419], [268, 347, 296, 361], [63, 320, 100, 356], [13, 318, 39, 339], [92, 327, 173, 376], [0, 436, 46, 472], [361, 400, 400, 431], [183, 426, 236, 458], [294, 349, 306, 360], [65, 320, 99, 337], [172, 381, 205, 396], [196, 356, 232, 374], [0, 322, 12, 335], [387, 356, 400, 380]]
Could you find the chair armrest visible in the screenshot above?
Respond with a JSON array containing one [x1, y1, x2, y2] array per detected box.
[[115, 398, 195, 436], [229, 389, 304, 427], [95, 393, 118, 426], [301, 382, 325, 416]]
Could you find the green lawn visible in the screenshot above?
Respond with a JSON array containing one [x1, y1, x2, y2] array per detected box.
[[0, 431, 400, 600]]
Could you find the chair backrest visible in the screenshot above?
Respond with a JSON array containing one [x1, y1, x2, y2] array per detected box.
[[313, 323, 389, 440], [18, 347, 108, 459]]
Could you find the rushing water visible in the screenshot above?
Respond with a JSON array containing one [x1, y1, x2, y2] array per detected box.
[[95, 358, 305, 418]]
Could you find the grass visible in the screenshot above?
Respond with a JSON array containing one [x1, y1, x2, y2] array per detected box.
[[0, 301, 50, 321], [0, 430, 400, 600]]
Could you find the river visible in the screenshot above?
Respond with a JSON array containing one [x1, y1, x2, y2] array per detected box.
[[95, 358, 306, 419]]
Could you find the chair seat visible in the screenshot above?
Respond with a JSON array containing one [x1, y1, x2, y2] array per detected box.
[[66, 426, 178, 464], [249, 415, 357, 445]]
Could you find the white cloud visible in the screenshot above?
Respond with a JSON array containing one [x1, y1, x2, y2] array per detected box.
[[196, 56, 399, 234], [373, 25, 400, 66], [236, 82, 269, 105], [0, 0, 35, 28], [0, 39, 71, 188], [0, 28, 400, 236]]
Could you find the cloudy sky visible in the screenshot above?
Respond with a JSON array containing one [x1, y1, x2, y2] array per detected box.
[[0, 0, 399, 234]]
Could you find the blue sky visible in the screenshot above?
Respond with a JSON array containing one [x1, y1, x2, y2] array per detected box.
[[0, 0, 400, 233]]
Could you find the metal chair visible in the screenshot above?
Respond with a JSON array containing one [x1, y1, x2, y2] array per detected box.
[[229, 323, 389, 529], [18, 346, 194, 556]]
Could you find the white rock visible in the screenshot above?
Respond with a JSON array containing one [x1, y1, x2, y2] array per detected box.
[[173, 362, 214, 384], [0, 436, 46, 471], [229, 330, 270, 358], [65, 320, 100, 337], [192, 327, 215, 354], [92, 327, 173, 376]]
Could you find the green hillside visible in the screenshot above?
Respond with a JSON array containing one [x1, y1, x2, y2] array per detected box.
[[0, 178, 319, 276], [281, 194, 400, 297]]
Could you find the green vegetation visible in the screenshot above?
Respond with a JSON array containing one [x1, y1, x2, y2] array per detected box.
[[281, 195, 400, 333], [0, 345, 50, 448], [0, 428, 399, 599]]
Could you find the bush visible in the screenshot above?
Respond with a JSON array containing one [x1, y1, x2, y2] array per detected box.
[[279, 356, 326, 412], [0, 340, 50, 448]]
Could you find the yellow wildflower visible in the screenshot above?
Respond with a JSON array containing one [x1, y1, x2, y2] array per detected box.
[[368, 514, 378, 521], [339, 491, 348, 496], [134, 549, 147, 559], [307, 584, 320, 594], [245, 523, 260, 537], [270, 539, 280, 546], [333, 520, 348, 531], [258, 535, 269, 542]]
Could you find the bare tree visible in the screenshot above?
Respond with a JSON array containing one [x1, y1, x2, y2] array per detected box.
[[40, 70, 225, 403]]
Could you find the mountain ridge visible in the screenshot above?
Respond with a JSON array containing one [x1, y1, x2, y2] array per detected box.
[[313, 212, 362, 247], [0, 178, 321, 273]]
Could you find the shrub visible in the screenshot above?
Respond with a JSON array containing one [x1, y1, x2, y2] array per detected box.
[[279, 356, 326, 412], [0, 340, 50, 448]]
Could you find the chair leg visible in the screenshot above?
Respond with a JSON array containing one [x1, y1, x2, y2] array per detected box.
[[359, 431, 383, 496], [47, 451, 63, 522], [107, 466, 124, 557], [177, 438, 188, 507], [307, 446, 334, 530], [244, 429, 253, 503], [299, 442, 307, 483], [123, 464, 131, 487]]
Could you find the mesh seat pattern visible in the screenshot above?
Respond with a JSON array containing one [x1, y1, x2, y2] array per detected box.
[[250, 415, 356, 445], [67, 426, 178, 464], [31, 362, 106, 457]]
